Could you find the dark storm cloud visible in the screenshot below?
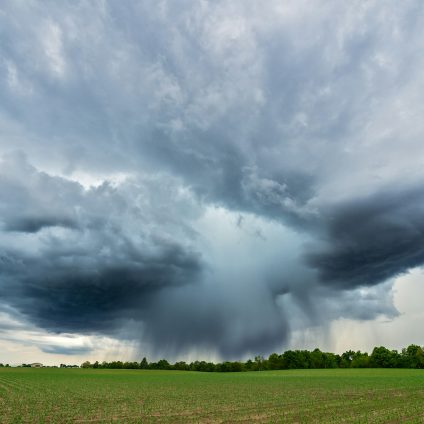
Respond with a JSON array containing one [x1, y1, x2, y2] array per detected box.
[[2, 247, 201, 334], [1, 0, 424, 359], [138, 280, 291, 358], [4, 216, 77, 233], [146, 131, 316, 227], [40, 345, 93, 355], [0, 154, 203, 337], [306, 186, 424, 289]]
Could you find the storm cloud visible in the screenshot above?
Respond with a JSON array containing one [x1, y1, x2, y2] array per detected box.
[[307, 186, 424, 289], [1, 0, 424, 359]]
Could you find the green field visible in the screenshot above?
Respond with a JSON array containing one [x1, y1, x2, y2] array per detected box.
[[0, 368, 423, 423]]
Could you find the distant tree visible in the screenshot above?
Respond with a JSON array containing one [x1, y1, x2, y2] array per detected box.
[[204, 362, 216, 372], [121, 361, 138, 369], [322, 352, 338, 368], [190, 361, 216, 372], [157, 359, 171, 370], [244, 359, 254, 371], [131, 361, 141, 369], [253, 356, 267, 371], [282, 350, 310, 369], [216, 361, 240, 372], [230, 361, 243, 372], [71, 344, 424, 373], [340, 350, 355, 368], [140, 357, 148, 369], [370, 347, 400, 368], [310, 349, 325, 368], [268, 353, 283, 370], [282, 350, 296, 369], [174, 361, 189, 371], [350, 351, 370, 368], [401, 345, 424, 368]]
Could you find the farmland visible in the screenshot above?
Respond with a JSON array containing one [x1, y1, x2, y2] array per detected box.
[[0, 368, 423, 423]]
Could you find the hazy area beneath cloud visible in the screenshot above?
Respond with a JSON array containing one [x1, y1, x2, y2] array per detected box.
[[0, 0, 424, 359]]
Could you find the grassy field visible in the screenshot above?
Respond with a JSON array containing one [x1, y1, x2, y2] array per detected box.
[[0, 368, 423, 423]]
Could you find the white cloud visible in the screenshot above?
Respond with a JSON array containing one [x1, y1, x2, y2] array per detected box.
[[41, 21, 66, 77]]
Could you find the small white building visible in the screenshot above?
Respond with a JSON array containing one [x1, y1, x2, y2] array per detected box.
[[30, 363, 43, 368]]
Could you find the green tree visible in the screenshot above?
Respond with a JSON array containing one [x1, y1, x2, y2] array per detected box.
[[140, 357, 148, 369], [174, 361, 189, 371], [253, 356, 267, 371], [340, 350, 355, 368], [157, 359, 171, 370], [401, 345, 424, 368], [268, 353, 283, 370], [370, 347, 400, 368]]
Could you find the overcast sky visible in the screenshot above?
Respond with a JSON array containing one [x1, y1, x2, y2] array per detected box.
[[1, 0, 424, 365]]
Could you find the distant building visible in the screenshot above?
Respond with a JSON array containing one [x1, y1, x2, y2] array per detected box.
[[30, 363, 43, 368]]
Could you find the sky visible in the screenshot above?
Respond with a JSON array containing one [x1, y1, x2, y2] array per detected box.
[[1, 0, 424, 365]]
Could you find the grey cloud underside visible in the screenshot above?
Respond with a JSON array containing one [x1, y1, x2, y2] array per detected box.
[[4, 217, 77, 233], [3, 255, 201, 334], [0, 0, 424, 358], [306, 187, 424, 289], [0, 158, 294, 357], [0, 156, 203, 337], [40, 345, 93, 355]]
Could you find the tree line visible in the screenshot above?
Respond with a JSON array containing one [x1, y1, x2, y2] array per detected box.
[[80, 345, 424, 371]]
